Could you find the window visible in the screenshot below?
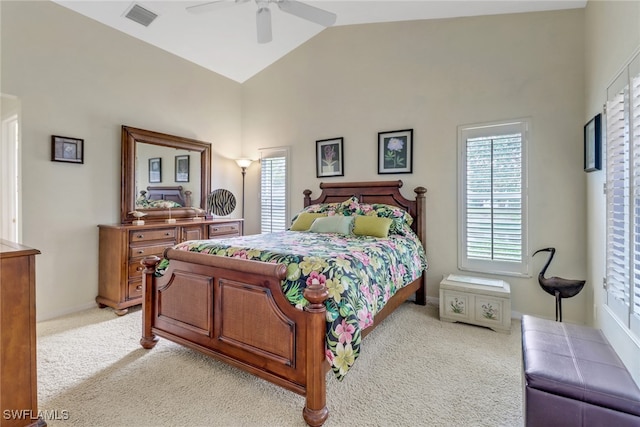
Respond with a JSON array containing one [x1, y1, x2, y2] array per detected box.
[[605, 49, 640, 337], [458, 120, 529, 276], [259, 147, 289, 233]]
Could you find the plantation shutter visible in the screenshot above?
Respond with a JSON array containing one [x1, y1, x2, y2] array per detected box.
[[260, 148, 288, 233], [633, 71, 640, 330], [606, 88, 630, 314], [605, 50, 640, 336], [458, 120, 528, 276]]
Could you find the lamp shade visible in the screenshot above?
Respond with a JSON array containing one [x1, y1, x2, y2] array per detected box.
[[235, 158, 253, 169]]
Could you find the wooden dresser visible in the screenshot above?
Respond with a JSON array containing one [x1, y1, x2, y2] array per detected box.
[[97, 219, 243, 315], [0, 240, 46, 427]]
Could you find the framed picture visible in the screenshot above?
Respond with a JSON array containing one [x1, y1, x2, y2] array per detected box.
[[51, 135, 84, 164], [316, 137, 344, 178], [378, 129, 413, 174], [584, 114, 602, 172], [175, 155, 190, 182], [149, 158, 161, 183]]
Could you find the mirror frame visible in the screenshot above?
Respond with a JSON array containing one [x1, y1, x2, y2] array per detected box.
[[121, 126, 211, 224]]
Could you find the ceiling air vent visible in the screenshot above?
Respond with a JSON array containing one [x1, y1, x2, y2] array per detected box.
[[124, 3, 158, 27]]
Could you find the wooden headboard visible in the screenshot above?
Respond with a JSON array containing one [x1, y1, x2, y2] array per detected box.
[[144, 186, 191, 207], [303, 180, 427, 247]]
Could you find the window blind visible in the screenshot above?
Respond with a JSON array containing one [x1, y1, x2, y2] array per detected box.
[[458, 120, 528, 276], [260, 148, 288, 233], [605, 49, 640, 336], [466, 134, 523, 261]]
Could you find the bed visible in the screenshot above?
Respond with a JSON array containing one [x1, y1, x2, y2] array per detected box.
[[140, 180, 427, 426]]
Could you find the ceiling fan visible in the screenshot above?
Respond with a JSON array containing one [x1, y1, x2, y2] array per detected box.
[[186, 0, 337, 44]]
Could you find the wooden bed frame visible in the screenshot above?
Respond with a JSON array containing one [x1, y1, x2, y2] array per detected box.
[[140, 181, 427, 426]]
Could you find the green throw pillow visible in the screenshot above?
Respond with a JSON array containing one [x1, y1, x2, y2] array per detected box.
[[308, 216, 354, 235], [353, 216, 393, 238], [290, 213, 327, 231]]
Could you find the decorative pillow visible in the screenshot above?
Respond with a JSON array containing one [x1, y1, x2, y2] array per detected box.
[[355, 203, 413, 233], [290, 213, 327, 231], [290, 196, 361, 224], [136, 199, 182, 209], [308, 216, 354, 235], [353, 216, 393, 238]]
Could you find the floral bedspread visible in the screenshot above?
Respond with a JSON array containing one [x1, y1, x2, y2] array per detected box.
[[157, 230, 427, 380]]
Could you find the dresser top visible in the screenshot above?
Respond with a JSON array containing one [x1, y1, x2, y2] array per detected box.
[[98, 218, 243, 230], [0, 239, 41, 258]]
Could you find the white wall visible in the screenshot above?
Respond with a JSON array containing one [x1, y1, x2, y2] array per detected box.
[[242, 10, 587, 322], [584, 0, 640, 384], [1, 1, 244, 320], [2, 1, 591, 327]]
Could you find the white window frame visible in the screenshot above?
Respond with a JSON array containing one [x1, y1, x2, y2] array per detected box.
[[259, 146, 290, 234], [457, 119, 530, 277], [605, 47, 640, 339]]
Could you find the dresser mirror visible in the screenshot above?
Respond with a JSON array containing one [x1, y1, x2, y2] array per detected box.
[[121, 126, 211, 223]]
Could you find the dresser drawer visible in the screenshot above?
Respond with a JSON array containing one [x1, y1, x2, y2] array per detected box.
[[129, 228, 176, 243], [129, 243, 173, 259], [209, 222, 240, 238], [128, 260, 146, 280], [127, 280, 143, 300]]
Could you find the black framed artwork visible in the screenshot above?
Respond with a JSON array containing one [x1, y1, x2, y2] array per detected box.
[[51, 135, 84, 164], [175, 155, 190, 182], [378, 129, 413, 174], [316, 137, 344, 178], [149, 158, 161, 183], [584, 114, 601, 172]]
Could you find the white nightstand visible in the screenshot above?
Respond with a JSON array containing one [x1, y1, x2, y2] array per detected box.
[[439, 274, 512, 333]]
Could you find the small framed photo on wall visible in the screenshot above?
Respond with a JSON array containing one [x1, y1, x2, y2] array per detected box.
[[175, 155, 190, 182], [51, 135, 84, 164], [149, 158, 161, 183], [378, 129, 413, 174], [584, 114, 601, 172], [316, 137, 344, 178]]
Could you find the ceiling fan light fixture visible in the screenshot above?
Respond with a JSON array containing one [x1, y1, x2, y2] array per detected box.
[[256, 6, 272, 44]]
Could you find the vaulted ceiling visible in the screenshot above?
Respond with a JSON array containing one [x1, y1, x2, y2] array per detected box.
[[53, 1, 586, 83]]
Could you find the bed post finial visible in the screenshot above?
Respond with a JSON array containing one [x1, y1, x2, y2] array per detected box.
[[303, 189, 313, 208], [140, 256, 160, 349]]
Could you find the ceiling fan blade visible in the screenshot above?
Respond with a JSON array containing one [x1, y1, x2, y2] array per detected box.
[[186, 0, 249, 15], [256, 7, 272, 44], [276, 0, 336, 27]]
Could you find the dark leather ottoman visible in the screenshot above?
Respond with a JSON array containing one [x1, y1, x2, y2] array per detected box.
[[521, 315, 640, 426]]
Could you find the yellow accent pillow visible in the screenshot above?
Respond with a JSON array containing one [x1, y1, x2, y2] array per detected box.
[[290, 213, 327, 231], [353, 216, 393, 238]]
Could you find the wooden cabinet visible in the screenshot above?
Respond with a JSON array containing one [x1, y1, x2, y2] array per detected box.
[[0, 240, 46, 427], [97, 219, 243, 315]]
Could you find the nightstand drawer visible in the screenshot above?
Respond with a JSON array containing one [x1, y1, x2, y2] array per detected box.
[[129, 243, 173, 258], [130, 228, 176, 243], [209, 222, 240, 237]]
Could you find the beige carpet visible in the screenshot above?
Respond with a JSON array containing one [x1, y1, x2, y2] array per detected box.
[[37, 303, 523, 426]]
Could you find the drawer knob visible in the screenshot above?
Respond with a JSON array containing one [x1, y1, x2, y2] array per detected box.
[[137, 234, 144, 239], [136, 285, 142, 291], [137, 250, 144, 254], [136, 266, 143, 272], [213, 228, 218, 231], [165, 232, 171, 236]]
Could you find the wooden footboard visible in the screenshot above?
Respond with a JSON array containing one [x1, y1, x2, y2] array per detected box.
[[140, 249, 330, 426]]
